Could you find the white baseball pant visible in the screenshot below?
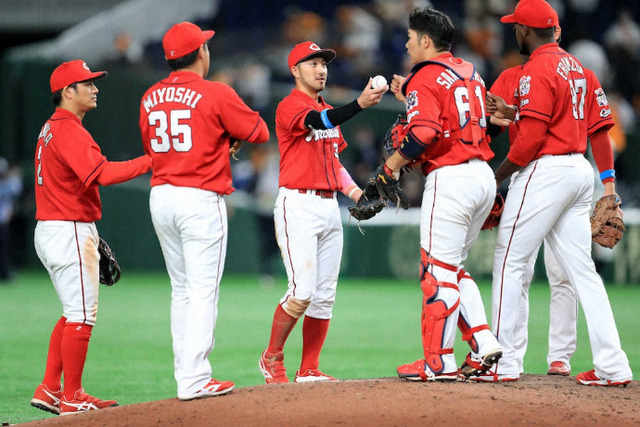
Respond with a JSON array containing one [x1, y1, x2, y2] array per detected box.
[[150, 184, 228, 399], [35, 221, 100, 325], [420, 159, 496, 371], [514, 241, 578, 373], [274, 188, 342, 320], [492, 154, 631, 380]]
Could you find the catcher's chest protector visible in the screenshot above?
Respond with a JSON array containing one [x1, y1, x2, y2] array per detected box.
[[404, 58, 486, 147]]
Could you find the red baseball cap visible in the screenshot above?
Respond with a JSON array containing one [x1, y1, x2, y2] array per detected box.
[[288, 41, 336, 70], [49, 60, 107, 93], [500, 0, 559, 28], [163, 21, 215, 60]]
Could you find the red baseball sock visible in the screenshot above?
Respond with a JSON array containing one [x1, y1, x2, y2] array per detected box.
[[61, 322, 93, 400], [42, 316, 66, 391], [300, 316, 330, 371], [267, 304, 297, 355]]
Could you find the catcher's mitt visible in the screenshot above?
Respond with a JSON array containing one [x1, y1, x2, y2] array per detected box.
[[482, 193, 505, 230], [590, 194, 626, 249], [383, 114, 408, 156], [375, 164, 409, 210], [348, 179, 384, 221], [98, 238, 121, 286]]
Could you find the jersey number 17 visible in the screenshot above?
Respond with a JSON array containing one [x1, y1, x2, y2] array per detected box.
[[568, 78, 586, 120]]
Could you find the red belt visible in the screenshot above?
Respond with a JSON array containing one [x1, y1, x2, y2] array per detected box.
[[298, 189, 335, 199]]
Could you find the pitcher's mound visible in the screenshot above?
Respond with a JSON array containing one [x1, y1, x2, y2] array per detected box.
[[25, 375, 638, 426]]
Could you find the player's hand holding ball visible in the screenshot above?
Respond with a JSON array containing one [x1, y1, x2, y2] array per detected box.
[[358, 75, 388, 108], [371, 75, 388, 90]]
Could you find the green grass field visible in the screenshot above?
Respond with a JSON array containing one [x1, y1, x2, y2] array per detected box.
[[1, 270, 638, 424]]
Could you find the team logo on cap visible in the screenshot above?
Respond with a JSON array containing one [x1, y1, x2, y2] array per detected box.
[[594, 88, 609, 107], [518, 75, 531, 96], [309, 43, 321, 51], [82, 62, 90, 71]]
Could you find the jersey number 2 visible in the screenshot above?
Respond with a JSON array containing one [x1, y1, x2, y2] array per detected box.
[[148, 110, 193, 152]]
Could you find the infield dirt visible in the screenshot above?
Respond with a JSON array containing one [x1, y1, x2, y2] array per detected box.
[[23, 375, 638, 426]]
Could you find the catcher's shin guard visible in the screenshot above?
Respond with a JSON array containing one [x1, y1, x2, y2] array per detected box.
[[420, 251, 460, 374]]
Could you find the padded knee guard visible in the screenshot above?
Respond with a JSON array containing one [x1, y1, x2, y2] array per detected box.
[[420, 251, 460, 373]]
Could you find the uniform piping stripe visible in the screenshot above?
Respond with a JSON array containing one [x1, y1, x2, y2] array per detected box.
[[327, 143, 339, 189], [73, 222, 87, 323], [495, 161, 538, 343], [519, 109, 551, 120], [322, 140, 332, 189], [245, 117, 262, 141], [282, 197, 297, 294], [208, 195, 225, 354], [289, 109, 310, 129], [84, 160, 105, 186]]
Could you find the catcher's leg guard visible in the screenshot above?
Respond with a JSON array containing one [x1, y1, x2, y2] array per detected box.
[[420, 251, 460, 375], [457, 268, 502, 378]]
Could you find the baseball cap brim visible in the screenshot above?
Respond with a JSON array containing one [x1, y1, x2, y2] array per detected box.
[[295, 50, 336, 66], [500, 14, 517, 24]]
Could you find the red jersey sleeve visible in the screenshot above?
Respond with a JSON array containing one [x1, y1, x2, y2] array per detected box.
[[584, 69, 614, 136], [216, 84, 269, 143], [490, 66, 522, 146]]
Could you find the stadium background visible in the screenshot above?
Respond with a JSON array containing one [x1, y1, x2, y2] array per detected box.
[[0, 0, 639, 283]]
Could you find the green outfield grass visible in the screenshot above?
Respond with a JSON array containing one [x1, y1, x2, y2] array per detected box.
[[1, 270, 638, 424]]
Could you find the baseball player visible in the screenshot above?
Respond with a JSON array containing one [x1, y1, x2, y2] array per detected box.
[[487, 20, 580, 377], [31, 60, 152, 415], [258, 41, 386, 384], [377, 7, 502, 382], [474, 0, 632, 386], [139, 22, 269, 401]]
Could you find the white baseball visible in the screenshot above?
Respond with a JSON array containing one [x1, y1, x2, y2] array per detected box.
[[371, 75, 388, 89]]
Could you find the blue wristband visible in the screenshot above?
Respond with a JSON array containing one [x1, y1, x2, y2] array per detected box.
[[599, 169, 615, 181], [320, 109, 335, 129]]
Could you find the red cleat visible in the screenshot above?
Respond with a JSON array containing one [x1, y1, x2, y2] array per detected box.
[[31, 383, 62, 415], [59, 388, 119, 415], [576, 369, 631, 387]]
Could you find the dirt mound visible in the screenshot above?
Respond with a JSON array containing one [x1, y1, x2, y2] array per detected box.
[[24, 375, 638, 426]]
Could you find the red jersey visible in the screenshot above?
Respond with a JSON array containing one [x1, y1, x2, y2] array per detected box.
[[401, 52, 494, 175], [34, 108, 107, 221], [492, 64, 613, 147], [511, 43, 593, 161], [276, 89, 347, 190], [490, 65, 522, 146], [139, 71, 267, 194]]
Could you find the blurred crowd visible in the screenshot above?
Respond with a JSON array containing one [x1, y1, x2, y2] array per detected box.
[[210, 0, 637, 206], [100, 0, 640, 209]]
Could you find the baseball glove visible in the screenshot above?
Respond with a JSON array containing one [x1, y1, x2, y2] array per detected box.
[[590, 194, 626, 249], [383, 114, 408, 156], [229, 139, 243, 161], [481, 193, 505, 230], [349, 179, 384, 221], [98, 238, 121, 286], [375, 165, 410, 210]]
